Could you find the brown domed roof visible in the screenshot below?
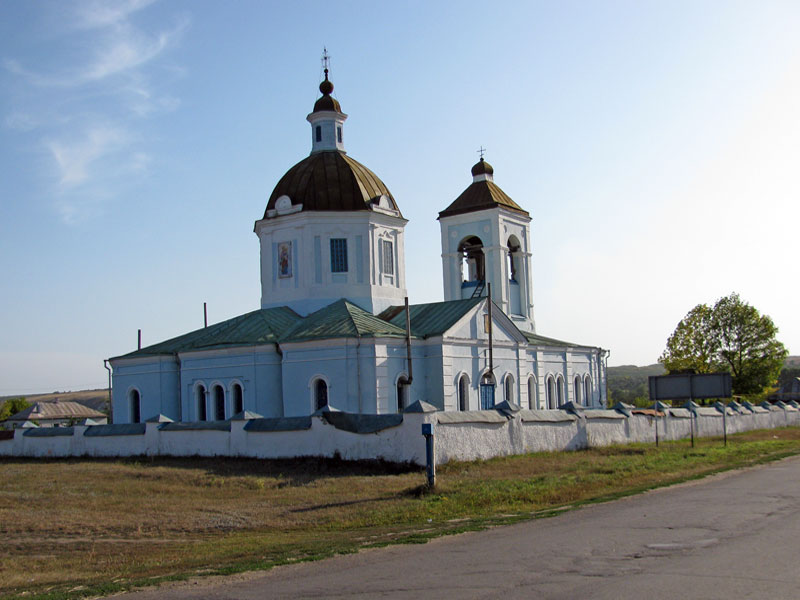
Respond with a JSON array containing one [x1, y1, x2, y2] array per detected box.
[[313, 74, 341, 113], [471, 158, 494, 176], [265, 150, 401, 216], [313, 94, 341, 113], [438, 161, 528, 219]]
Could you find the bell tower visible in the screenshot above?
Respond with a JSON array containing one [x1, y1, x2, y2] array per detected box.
[[438, 157, 536, 332]]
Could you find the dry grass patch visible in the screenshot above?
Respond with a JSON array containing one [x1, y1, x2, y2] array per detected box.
[[2, 429, 800, 599]]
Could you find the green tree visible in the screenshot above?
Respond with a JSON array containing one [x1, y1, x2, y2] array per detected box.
[[0, 397, 30, 421], [711, 293, 787, 395], [660, 293, 787, 396], [659, 303, 719, 373]]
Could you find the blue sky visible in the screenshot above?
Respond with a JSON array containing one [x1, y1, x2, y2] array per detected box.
[[1, 0, 798, 394]]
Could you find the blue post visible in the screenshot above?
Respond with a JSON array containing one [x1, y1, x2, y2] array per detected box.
[[421, 422, 435, 488]]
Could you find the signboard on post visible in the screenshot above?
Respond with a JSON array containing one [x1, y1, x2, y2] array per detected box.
[[648, 373, 732, 401]]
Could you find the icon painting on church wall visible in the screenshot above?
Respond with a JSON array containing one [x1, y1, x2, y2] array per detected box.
[[278, 242, 292, 278]]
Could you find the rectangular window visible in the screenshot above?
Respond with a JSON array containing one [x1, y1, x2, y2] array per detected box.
[[315, 126, 322, 142], [381, 239, 394, 275], [330, 238, 348, 272], [337, 126, 342, 143]]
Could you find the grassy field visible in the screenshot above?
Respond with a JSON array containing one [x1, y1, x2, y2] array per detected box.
[[2, 428, 800, 599]]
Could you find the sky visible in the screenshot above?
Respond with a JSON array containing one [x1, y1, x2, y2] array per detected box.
[[1, 0, 798, 395]]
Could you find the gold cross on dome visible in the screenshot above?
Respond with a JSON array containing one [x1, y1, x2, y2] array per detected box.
[[477, 146, 486, 159]]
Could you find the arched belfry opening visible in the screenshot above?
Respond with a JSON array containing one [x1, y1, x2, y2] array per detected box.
[[506, 235, 523, 316], [458, 236, 485, 298]]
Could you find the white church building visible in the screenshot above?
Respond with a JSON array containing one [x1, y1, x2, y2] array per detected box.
[[109, 68, 608, 424]]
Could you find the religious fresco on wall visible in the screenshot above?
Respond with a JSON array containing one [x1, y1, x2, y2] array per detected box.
[[278, 242, 292, 278]]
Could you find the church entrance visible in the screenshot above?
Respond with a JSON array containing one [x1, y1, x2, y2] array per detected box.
[[480, 373, 495, 410], [314, 379, 328, 411]]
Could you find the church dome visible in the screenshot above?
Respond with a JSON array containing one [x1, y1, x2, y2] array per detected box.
[[313, 77, 341, 112], [264, 150, 401, 216], [471, 157, 494, 177]]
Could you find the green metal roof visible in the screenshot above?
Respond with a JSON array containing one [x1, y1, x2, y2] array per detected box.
[[114, 306, 303, 359], [112, 297, 596, 362], [280, 299, 408, 342], [380, 297, 483, 339], [523, 331, 579, 348]]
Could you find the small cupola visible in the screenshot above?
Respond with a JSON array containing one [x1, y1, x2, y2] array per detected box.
[[471, 157, 494, 182], [307, 50, 347, 154]]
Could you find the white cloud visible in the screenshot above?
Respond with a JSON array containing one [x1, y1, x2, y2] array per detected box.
[[4, 18, 187, 88], [4, 1, 187, 224], [46, 126, 128, 187], [72, 0, 157, 31], [82, 21, 187, 83]]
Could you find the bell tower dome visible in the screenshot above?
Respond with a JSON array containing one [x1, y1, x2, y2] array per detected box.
[[438, 156, 536, 332]]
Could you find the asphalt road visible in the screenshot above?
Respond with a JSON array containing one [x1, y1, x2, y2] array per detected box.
[[121, 456, 800, 599]]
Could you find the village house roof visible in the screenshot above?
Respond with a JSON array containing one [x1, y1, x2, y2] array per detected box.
[[5, 401, 106, 422]]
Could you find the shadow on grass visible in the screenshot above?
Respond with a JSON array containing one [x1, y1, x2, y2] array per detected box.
[[0, 455, 422, 486]]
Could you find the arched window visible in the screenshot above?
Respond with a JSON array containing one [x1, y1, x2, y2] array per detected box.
[[556, 375, 564, 407], [232, 383, 243, 414], [213, 385, 225, 421], [546, 376, 556, 410], [458, 374, 469, 411], [480, 372, 496, 410], [314, 378, 328, 411], [196, 384, 207, 421], [584, 375, 592, 407], [397, 375, 410, 412], [129, 389, 141, 424], [527, 375, 537, 410], [574, 375, 582, 405], [458, 236, 485, 285], [504, 374, 514, 404]]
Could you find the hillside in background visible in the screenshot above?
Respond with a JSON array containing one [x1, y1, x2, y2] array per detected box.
[[608, 357, 799, 404], [607, 363, 666, 404], [0, 389, 109, 415]]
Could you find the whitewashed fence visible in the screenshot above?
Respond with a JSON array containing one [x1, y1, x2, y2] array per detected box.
[[1, 400, 797, 466]]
